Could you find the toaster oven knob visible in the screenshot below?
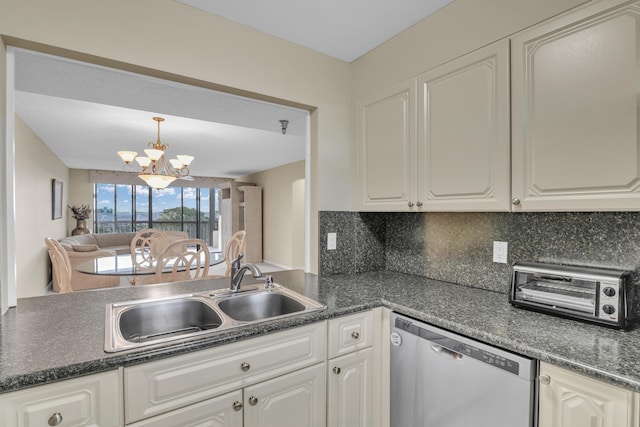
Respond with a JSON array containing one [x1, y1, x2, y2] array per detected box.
[[603, 287, 616, 297], [602, 304, 616, 315]]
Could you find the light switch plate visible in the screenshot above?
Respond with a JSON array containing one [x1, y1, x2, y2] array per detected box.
[[327, 232, 337, 250], [493, 241, 508, 263]]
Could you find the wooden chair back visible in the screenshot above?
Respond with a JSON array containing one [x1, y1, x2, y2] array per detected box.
[[224, 230, 246, 276], [150, 230, 189, 259], [44, 237, 73, 293], [155, 238, 210, 283], [130, 228, 166, 267]]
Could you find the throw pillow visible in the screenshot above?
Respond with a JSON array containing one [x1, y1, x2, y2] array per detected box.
[[72, 244, 99, 252]]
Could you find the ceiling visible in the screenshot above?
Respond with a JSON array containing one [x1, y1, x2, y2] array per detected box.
[[14, 1, 454, 178], [14, 49, 308, 179], [176, 0, 454, 62]]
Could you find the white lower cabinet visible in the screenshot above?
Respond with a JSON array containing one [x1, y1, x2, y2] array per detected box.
[[327, 310, 378, 427], [538, 362, 639, 427], [128, 390, 243, 427], [328, 347, 373, 427], [129, 363, 326, 427], [244, 363, 326, 427], [0, 370, 122, 427], [124, 322, 326, 426]]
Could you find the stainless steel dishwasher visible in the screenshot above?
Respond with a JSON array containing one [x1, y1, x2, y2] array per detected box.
[[390, 312, 537, 427]]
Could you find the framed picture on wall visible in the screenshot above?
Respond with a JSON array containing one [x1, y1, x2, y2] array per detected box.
[[52, 179, 63, 220]]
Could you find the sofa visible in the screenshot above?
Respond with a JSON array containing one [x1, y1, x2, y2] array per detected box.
[[53, 232, 138, 292], [58, 232, 137, 256]]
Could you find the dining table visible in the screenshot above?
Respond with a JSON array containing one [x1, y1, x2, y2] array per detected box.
[[75, 249, 225, 278]]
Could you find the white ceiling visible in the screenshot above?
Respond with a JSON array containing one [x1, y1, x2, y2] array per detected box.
[[15, 49, 308, 178], [176, 0, 454, 62], [14, 2, 454, 178]]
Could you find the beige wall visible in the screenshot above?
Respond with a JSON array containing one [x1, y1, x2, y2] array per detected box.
[[0, 40, 6, 312], [240, 161, 305, 269], [0, 0, 353, 279], [67, 169, 93, 233], [0, 0, 598, 304], [351, 0, 589, 99], [15, 115, 68, 297]]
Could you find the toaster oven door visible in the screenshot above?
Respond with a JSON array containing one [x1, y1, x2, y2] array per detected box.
[[512, 270, 597, 315]]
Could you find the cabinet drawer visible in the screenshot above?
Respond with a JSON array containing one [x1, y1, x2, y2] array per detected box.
[[0, 370, 122, 427], [328, 311, 373, 359], [128, 390, 243, 427], [125, 322, 326, 423]]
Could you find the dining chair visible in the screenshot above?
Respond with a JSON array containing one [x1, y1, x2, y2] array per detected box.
[[130, 228, 167, 266], [44, 237, 73, 294], [155, 238, 210, 283], [149, 230, 189, 260], [209, 230, 246, 278], [128, 228, 168, 285]]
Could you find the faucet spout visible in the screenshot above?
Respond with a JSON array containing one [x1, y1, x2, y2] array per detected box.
[[229, 253, 262, 291]]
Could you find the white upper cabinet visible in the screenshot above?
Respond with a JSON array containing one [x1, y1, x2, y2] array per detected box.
[[356, 40, 510, 212], [511, 0, 640, 211], [417, 39, 511, 211], [356, 79, 417, 211]]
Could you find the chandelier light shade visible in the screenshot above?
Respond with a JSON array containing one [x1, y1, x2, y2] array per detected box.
[[117, 117, 194, 189], [117, 150, 137, 164]]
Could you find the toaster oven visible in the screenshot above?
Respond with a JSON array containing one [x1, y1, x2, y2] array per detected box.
[[510, 262, 635, 328]]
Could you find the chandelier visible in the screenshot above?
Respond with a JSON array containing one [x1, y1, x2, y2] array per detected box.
[[117, 117, 194, 189]]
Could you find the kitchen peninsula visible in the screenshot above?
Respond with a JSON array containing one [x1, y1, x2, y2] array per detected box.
[[2, 270, 639, 393]]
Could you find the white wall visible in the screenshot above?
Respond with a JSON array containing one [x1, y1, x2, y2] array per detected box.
[[240, 160, 305, 269], [15, 115, 68, 298]]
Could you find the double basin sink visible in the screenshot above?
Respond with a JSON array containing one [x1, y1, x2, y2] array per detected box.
[[105, 282, 326, 352]]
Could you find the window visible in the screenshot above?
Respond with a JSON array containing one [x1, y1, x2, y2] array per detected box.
[[94, 183, 218, 245]]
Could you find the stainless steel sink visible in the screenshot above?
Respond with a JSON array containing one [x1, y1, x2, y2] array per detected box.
[[118, 298, 224, 343], [217, 292, 306, 321], [105, 283, 326, 352]]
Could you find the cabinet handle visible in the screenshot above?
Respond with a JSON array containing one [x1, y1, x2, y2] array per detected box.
[[48, 412, 63, 426], [408, 201, 414, 208], [539, 374, 551, 385], [416, 201, 423, 207], [249, 396, 258, 406], [512, 198, 521, 206], [241, 362, 251, 372], [333, 366, 342, 375], [233, 401, 243, 411], [351, 331, 360, 340]]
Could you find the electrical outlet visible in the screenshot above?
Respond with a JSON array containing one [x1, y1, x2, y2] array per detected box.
[[327, 232, 337, 250], [493, 241, 508, 263]]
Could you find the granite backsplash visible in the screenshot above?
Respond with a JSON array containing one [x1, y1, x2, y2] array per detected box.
[[318, 211, 640, 294]]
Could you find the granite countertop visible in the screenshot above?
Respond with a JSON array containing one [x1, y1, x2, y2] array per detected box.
[[1, 269, 639, 394]]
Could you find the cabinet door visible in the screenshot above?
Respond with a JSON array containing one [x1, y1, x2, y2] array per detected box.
[[328, 347, 373, 427], [125, 322, 325, 423], [417, 40, 510, 211], [539, 362, 638, 427], [244, 363, 326, 427], [0, 371, 122, 427], [511, 0, 640, 211], [356, 79, 417, 211], [128, 390, 243, 427]]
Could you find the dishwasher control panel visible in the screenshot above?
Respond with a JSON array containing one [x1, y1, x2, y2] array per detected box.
[[394, 316, 524, 376]]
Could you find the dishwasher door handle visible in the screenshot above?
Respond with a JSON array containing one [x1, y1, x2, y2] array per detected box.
[[430, 343, 463, 361]]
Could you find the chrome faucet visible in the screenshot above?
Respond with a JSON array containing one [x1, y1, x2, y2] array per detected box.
[[230, 253, 262, 291]]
